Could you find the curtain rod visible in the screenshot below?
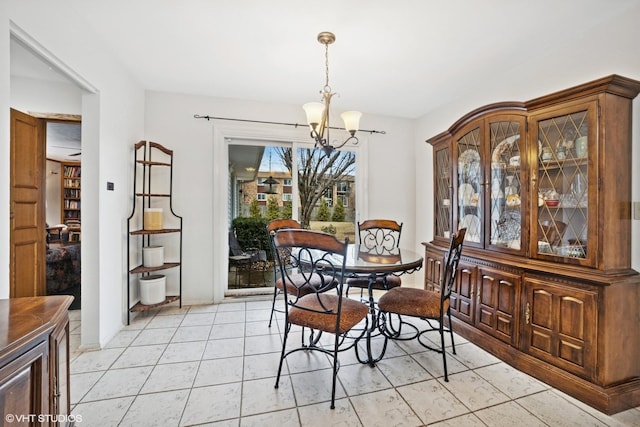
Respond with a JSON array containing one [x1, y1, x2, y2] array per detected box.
[[193, 114, 386, 135]]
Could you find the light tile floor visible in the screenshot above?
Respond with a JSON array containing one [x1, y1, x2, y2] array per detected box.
[[68, 299, 640, 426]]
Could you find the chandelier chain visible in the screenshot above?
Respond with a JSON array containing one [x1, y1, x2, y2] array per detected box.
[[323, 41, 331, 93]]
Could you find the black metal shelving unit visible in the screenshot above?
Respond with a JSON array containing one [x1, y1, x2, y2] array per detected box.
[[126, 141, 182, 324]]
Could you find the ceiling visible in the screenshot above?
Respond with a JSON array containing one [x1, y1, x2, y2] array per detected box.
[[10, 0, 640, 122], [46, 122, 82, 162], [9, 0, 639, 174]]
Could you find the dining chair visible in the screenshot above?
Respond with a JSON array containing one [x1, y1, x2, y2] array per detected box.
[[272, 229, 368, 409], [377, 228, 466, 381], [346, 219, 403, 297], [266, 218, 302, 327]]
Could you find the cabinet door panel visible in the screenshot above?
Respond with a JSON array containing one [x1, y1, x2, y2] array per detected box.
[[454, 125, 483, 248], [524, 277, 597, 379], [451, 263, 475, 324], [530, 289, 553, 329], [51, 321, 70, 422], [529, 101, 598, 267], [0, 341, 48, 422], [476, 266, 519, 345], [487, 117, 526, 254], [423, 251, 443, 292], [434, 144, 452, 241]]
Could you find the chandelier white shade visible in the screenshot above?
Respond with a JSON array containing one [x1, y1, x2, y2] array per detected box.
[[341, 110, 363, 134], [303, 32, 362, 153]]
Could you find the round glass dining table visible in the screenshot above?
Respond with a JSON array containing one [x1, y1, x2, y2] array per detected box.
[[341, 244, 423, 276], [296, 243, 424, 365]]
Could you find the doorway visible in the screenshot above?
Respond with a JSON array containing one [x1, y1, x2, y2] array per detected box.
[[10, 29, 100, 348], [45, 120, 82, 310]]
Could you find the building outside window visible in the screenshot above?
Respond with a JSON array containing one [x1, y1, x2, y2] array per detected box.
[[322, 188, 333, 207], [337, 181, 350, 207]]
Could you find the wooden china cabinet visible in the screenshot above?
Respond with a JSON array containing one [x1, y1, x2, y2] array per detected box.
[[425, 75, 640, 414]]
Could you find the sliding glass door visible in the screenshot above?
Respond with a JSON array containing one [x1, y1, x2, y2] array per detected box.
[[228, 141, 357, 289]]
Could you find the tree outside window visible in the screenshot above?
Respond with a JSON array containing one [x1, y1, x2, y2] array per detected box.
[[274, 147, 355, 228]]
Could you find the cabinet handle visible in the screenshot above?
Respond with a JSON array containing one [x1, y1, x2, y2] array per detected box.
[[525, 302, 530, 325]]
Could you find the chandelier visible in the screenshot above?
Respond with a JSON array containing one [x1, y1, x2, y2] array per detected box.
[[303, 32, 362, 154]]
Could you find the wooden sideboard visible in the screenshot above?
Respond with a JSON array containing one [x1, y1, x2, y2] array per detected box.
[[425, 75, 640, 414], [0, 296, 73, 426]]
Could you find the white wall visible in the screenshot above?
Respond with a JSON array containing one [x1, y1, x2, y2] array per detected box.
[[10, 75, 82, 114], [2, 3, 145, 349], [0, 3, 10, 298], [415, 2, 640, 274]]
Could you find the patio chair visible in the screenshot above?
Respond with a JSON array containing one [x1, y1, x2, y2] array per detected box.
[[228, 229, 266, 287]]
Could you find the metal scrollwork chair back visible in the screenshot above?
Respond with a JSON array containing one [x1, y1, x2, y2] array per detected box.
[[272, 229, 368, 409], [377, 228, 466, 381], [347, 219, 404, 294]]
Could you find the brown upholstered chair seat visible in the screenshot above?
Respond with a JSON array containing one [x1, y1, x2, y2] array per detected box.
[[346, 274, 401, 290], [275, 273, 338, 296], [378, 287, 448, 318], [289, 293, 368, 334]]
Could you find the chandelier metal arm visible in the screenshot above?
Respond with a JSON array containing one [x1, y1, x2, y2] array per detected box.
[[308, 91, 333, 148]]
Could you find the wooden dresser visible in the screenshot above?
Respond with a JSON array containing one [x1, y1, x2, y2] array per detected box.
[[0, 296, 73, 426]]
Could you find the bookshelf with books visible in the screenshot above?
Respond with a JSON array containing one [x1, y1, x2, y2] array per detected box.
[[61, 162, 81, 232]]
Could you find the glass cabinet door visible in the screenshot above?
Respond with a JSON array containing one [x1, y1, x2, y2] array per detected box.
[[434, 145, 452, 240], [531, 103, 596, 265], [456, 127, 482, 245], [488, 119, 525, 252]]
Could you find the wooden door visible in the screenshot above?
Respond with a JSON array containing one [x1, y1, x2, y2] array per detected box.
[[10, 108, 46, 297]]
